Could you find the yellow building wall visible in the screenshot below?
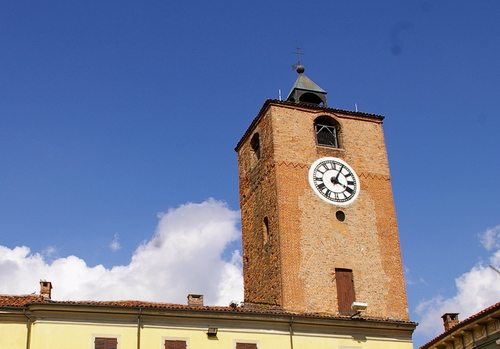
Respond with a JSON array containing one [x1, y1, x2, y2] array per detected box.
[[141, 326, 414, 349], [292, 335, 413, 349], [13, 319, 413, 349], [29, 321, 137, 349], [0, 322, 26, 349]]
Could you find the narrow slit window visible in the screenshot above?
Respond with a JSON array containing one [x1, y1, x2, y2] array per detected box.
[[263, 217, 270, 244], [250, 133, 261, 159]]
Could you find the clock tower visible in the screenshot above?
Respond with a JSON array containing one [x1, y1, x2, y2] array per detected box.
[[235, 65, 410, 321]]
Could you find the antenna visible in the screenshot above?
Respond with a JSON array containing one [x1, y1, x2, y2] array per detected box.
[[490, 265, 500, 276], [355, 103, 358, 112], [278, 89, 282, 101], [291, 43, 305, 70]]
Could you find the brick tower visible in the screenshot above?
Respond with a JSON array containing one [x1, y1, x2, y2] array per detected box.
[[235, 65, 409, 321]]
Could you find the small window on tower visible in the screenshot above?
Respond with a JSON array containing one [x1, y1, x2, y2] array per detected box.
[[314, 116, 341, 148], [250, 133, 261, 159]]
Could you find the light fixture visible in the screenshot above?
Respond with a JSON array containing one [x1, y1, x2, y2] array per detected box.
[[207, 328, 218, 337], [351, 302, 367, 312], [351, 302, 368, 318]]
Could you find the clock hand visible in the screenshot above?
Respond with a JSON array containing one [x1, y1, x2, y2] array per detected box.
[[331, 177, 350, 190], [331, 165, 344, 184]]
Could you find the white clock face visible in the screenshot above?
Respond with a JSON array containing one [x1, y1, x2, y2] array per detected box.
[[308, 157, 360, 205]]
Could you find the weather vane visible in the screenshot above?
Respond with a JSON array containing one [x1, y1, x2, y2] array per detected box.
[[292, 44, 305, 70]]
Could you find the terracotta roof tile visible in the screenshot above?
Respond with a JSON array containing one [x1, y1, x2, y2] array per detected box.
[[0, 295, 415, 325], [0, 295, 46, 307]]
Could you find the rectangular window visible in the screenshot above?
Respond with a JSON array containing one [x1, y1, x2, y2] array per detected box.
[[165, 340, 187, 349], [335, 268, 355, 315], [95, 337, 117, 349], [236, 343, 258, 349]]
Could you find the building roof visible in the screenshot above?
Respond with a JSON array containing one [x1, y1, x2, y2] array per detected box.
[[0, 294, 416, 326], [0, 294, 45, 307], [419, 301, 500, 349], [286, 72, 326, 98]]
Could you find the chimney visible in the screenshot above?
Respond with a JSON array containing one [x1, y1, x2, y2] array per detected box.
[[442, 313, 459, 331], [187, 294, 203, 306], [40, 281, 52, 300]]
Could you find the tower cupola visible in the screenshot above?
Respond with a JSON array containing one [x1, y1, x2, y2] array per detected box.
[[286, 65, 327, 107]]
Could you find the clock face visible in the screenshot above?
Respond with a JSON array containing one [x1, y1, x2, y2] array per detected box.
[[308, 157, 360, 205]]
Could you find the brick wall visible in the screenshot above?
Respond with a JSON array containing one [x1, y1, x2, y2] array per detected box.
[[236, 101, 409, 321]]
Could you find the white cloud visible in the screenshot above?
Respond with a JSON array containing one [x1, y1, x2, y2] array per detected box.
[[479, 224, 500, 250], [110, 233, 121, 251], [415, 225, 500, 339], [42, 245, 57, 257], [0, 199, 244, 306], [404, 266, 427, 286]]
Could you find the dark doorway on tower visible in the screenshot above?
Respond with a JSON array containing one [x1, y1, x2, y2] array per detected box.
[[335, 268, 355, 315]]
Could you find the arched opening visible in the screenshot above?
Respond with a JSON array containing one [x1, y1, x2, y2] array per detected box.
[[314, 116, 341, 148], [250, 133, 260, 160], [299, 92, 325, 106]]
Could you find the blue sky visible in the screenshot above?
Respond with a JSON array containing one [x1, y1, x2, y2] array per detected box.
[[1, 1, 499, 347]]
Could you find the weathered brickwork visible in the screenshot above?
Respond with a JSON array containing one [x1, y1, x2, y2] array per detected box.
[[236, 100, 409, 321], [238, 109, 283, 306]]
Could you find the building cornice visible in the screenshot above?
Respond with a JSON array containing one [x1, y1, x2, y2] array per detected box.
[[11, 301, 415, 331]]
